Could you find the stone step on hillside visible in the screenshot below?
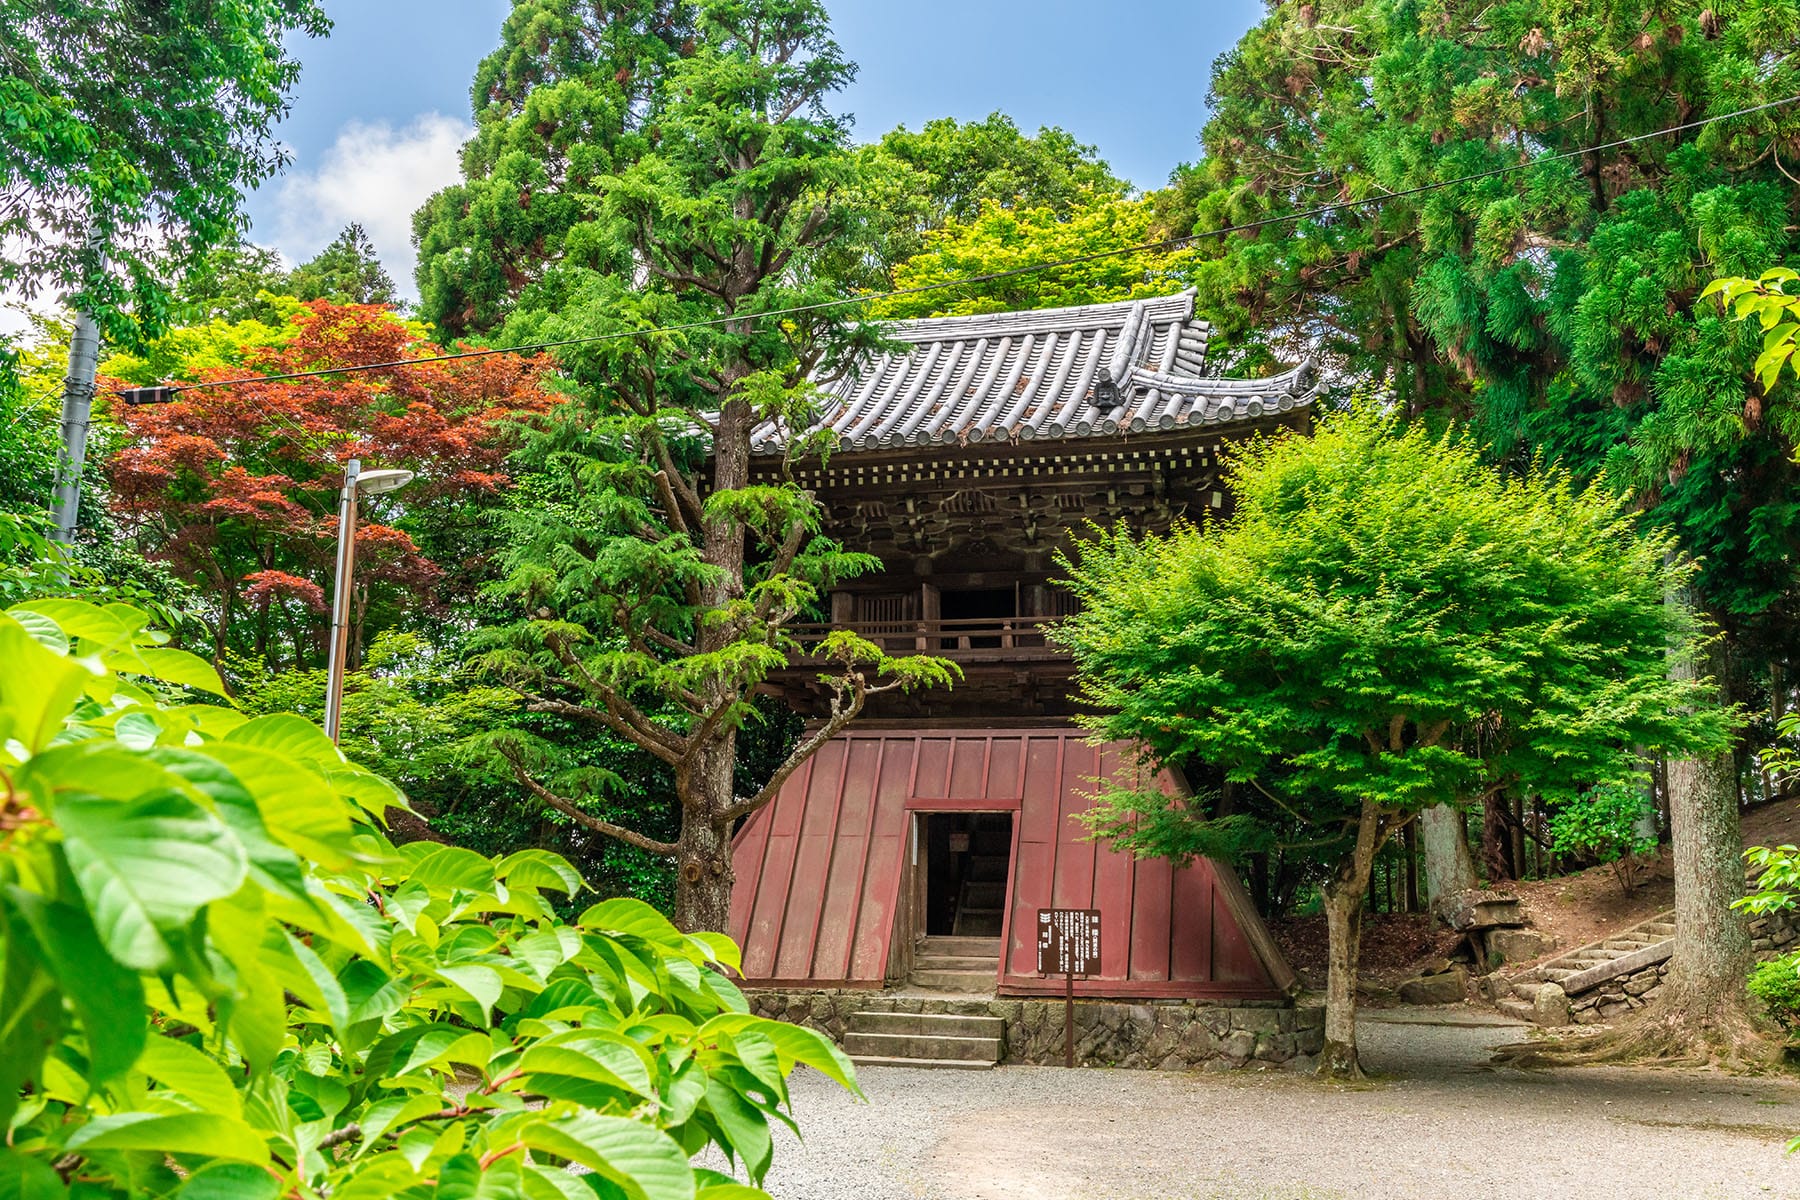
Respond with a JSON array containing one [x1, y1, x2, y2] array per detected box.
[[844, 1010, 1003, 1070], [1496, 996, 1536, 1023], [1496, 910, 1678, 1024]]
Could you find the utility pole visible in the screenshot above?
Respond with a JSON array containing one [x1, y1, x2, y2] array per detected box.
[[48, 308, 102, 544]]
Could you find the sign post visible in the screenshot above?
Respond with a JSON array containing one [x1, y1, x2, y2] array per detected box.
[[1036, 908, 1100, 1068]]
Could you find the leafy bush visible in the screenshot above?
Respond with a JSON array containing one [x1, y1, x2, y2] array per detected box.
[[1546, 783, 1660, 894], [1739, 843, 1800, 918], [1748, 952, 1800, 1035], [0, 598, 852, 1198]]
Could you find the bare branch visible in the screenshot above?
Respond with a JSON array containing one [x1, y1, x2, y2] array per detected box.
[[719, 668, 869, 823], [503, 753, 678, 856], [652, 469, 691, 537], [644, 425, 705, 531]]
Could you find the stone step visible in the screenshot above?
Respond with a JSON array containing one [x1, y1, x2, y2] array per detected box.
[[1556, 939, 1674, 996], [910, 968, 998, 992], [847, 1054, 995, 1071], [1496, 997, 1536, 1023], [1640, 921, 1676, 938], [1512, 980, 1544, 1001], [843, 1031, 1003, 1061], [914, 954, 1001, 972], [920, 936, 1002, 957], [847, 1010, 1005, 1038], [1604, 937, 1654, 951]]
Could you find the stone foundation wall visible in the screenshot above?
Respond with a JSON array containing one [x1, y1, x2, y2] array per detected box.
[[745, 989, 1326, 1071], [1569, 909, 1800, 1024]]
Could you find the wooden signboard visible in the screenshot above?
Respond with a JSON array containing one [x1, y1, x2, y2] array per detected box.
[[1037, 908, 1101, 975], [1037, 908, 1100, 1066]]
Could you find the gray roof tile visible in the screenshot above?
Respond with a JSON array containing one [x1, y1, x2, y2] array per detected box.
[[752, 289, 1317, 454]]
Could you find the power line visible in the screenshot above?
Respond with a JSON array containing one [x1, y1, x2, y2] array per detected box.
[[121, 93, 1800, 401]]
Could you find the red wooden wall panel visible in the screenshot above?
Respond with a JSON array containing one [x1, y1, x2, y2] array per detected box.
[[728, 726, 1287, 998]]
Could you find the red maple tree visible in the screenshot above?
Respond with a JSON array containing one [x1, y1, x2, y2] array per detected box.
[[106, 301, 555, 666]]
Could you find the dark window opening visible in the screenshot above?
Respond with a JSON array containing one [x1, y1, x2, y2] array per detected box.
[[922, 811, 1013, 937], [938, 587, 1014, 649]]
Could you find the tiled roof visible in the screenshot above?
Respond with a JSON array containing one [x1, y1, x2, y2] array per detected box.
[[750, 288, 1317, 454]]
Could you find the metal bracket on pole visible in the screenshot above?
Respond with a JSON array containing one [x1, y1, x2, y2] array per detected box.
[[324, 459, 361, 742]]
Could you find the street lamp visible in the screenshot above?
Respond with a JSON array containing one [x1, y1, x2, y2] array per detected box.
[[324, 458, 414, 742]]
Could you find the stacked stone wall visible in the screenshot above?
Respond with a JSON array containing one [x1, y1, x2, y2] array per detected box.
[[744, 989, 1326, 1071]]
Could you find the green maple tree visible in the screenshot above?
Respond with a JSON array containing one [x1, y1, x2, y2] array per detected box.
[[1176, 0, 1800, 1060], [1055, 409, 1729, 1077]]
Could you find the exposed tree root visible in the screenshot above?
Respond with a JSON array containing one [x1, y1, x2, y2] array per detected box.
[[1493, 998, 1781, 1073]]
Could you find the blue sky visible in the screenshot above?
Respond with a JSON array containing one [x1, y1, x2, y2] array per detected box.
[[246, 0, 1266, 298]]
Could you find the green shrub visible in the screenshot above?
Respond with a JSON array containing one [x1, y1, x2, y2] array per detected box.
[[0, 598, 850, 1198], [1748, 952, 1800, 1034], [1546, 783, 1659, 894]]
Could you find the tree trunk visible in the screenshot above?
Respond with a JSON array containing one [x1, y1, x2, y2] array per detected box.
[[673, 732, 739, 933], [1654, 631, 1760, 1059], [674, 385, 753, 936], [1480, 796, 1514, 881], [1318, 799, 1383, 1079], [1419, 803, 1476, 916]]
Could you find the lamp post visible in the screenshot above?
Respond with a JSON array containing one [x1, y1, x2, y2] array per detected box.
[[324, 458, 414, 742]]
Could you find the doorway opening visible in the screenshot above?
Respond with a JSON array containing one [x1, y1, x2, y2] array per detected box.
[[921, 811, 1014, 937], [938, 587, 1014, 649]]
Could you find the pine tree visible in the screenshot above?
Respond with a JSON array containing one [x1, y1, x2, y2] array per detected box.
[[457, 0, 954, 932], [411, 0, 691, 335], [286, 223, 397, 307]]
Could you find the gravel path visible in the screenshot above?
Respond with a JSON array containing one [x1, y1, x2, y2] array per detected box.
[[751, 1010, 1800, 1199]]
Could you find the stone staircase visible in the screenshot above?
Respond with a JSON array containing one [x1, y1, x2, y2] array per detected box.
[[909, 935, 1002, 993], [842, 1008, 1005, 1070], [1492, 911, 1675, 1025]]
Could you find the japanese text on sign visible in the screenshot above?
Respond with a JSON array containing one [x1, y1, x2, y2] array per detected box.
[[1037, 908, 1100, 975]]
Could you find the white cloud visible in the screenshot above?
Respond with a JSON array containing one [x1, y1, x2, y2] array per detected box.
[[269, 113, 472, 301]]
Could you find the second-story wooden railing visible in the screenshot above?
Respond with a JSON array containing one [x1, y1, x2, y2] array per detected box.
[[784, 616, 1061, 656]]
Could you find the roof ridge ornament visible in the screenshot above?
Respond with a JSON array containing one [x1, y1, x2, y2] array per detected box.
[[1096, 300, 1150, 405]]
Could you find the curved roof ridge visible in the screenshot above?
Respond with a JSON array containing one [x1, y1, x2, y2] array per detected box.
[[1129, 357, 1317, 397], [886, 287, 1199, 343]]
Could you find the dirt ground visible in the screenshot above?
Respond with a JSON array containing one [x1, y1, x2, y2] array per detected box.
[[1273, 799, 1800, 990], [756, 1011, 1800, 1200], [1270, 912, 1463, 993]]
